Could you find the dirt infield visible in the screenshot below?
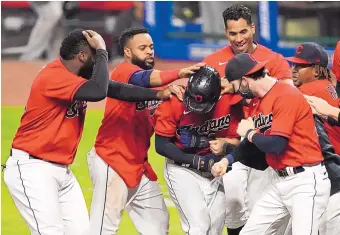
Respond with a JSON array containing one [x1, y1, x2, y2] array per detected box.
[[1, 59, 195, 109]]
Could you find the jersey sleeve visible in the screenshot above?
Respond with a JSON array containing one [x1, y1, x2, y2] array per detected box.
[[267, 53, 292, 80], [270, 94, 300, 138], [333, 41, 340, 81], [111, 63, 142, 84], [40, 69, 86, 102], [153, 98, 182, 137]]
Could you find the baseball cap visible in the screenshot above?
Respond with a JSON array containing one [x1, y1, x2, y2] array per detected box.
[[285, 42, 328, 66], [225, 53, 268, 82], [183, 65, 221, 114]]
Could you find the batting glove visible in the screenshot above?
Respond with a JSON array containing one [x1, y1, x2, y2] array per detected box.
[[180, 129, 211, 149], [192, 153, 221, 172]]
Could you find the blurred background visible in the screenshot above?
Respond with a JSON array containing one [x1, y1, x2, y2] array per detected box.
[[1, 1, 339, 64]]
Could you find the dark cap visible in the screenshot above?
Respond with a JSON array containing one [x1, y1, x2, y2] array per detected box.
[[225, 53, 268, 82], [285, 42, 328, 66]]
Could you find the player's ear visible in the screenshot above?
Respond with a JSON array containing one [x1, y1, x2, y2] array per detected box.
[[124, 47, 131, 58], [78, 51, 86, 64], [251, 23, 255, 35]]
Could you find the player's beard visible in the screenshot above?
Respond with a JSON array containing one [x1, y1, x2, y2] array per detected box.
[[238, 83, 255, 99], [131, 54, 155, 70], [78, 56, 95, 80]]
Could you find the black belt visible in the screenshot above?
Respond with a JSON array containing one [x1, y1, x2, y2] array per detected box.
[[10, 149, 56, 164], [274, 162, 324, 177]]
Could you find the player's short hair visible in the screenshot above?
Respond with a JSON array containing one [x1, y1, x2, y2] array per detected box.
[[118, 27, 149, 55], [60, 28, 90, 60], [222, 4, 252, 28]]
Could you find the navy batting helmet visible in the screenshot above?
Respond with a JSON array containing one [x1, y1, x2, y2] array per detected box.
[[183, 65, 221, 114]]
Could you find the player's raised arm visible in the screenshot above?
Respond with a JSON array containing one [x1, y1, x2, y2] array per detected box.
[[72, 30, 109, 102]]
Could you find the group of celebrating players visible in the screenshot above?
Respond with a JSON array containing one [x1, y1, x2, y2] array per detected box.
[[3, 3, 340, 235]]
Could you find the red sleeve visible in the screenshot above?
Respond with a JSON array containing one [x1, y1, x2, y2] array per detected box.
[[153, 98, 182, 137], [267, 53, 292, 80], [40, 68, 86, 102], [111, 62, 142, 83], [270, 94, 301, 138], [333, 41, 340, 82]]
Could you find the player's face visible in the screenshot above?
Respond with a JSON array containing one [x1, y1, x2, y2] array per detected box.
[[291, 63, 315, 87], [225, 18, 255, 54], [231, 77, 255, 99], [125, 33, 155, 70], [78, 46, 96, 80]]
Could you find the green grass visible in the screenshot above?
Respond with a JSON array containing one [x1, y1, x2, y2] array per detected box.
[[1, 106, 227, 235]]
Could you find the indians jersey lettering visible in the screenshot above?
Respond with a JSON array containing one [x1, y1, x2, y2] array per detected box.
[[95, 62, 157, 188], [251, 82, 323, 169], [153, 94, 243, 155], [12, 59, 87, 164]]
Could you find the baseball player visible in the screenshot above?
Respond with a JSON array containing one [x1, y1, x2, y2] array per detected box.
[[203, 4, 293, 235], [283, 42, 340, 235], [153, 65, 243, 235], [87, 27, 204, 235], [212, 53, 330, 235], [3, 28, 177, 235]]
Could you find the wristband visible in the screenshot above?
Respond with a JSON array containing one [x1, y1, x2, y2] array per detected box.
[[160, 70, 180, 85]]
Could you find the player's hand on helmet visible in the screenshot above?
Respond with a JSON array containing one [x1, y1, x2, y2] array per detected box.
[[209, 138, 228, 156], [180, 130, 211, 149], [221, 77, 235, 95], [82, 30, 106, 50], [156, 84, 184, 101], [192, 153, 221, 172], [178, 62, 206, 78], [211, 158, 229, 177], [304, 95, 333, 118], [237, 117, 255, 137]]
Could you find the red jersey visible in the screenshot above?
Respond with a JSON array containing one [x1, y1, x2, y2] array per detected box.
[[12, 59, 87, 165], [94, 62, 158, 188], [333, 41, 340, 81], [153, 95, 243, 155], [204, 44, 292, 118], [299, 79, 340, 154], [251, 82, 323, 169]]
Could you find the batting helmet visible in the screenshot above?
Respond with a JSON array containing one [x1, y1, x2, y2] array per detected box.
[[183, 65, 221, 114]]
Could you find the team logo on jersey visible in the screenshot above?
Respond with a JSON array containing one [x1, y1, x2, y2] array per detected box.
[[327, 85, 338, 99], [136, 100, 162, 116], [177, 114, 231, 137], [252, 112, 273, 135], [65, 100, 87, 118]]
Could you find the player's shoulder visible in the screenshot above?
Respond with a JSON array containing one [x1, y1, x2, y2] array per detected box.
[[300, 80, 337, 101], [203, 46, 233, 64], [36, 59, 81, 82], [274, 82, 301, 99], [254, 44, 281, 61], [111, 61, 142, 82]]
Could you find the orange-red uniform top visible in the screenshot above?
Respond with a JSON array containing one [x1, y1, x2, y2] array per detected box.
[[12, 59, 87, 165], [333, 41, 340, 81], [203, 44, 292, 118], [94, 62, 158, 188], [299, 79, 340, 155], [153, 95, 243, 155], [250, 82, 323, 169]]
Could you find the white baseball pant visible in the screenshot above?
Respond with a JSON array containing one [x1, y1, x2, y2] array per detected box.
[[164, 159, 226, 235], [4, 148, 89, 235], [222, 161, 271, 229], [87, 147, 169, 235], [240, 164, 330, 235]]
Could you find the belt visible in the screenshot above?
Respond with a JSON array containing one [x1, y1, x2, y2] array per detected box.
[[10, 149, 56, 164], [274, 162, 324, 177]]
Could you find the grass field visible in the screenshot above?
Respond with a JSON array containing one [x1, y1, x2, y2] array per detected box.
[[1, 106, 227, 235]]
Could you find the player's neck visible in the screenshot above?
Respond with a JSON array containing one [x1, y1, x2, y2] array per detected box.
[[255, 76, 279, 98], [61, 59, 80, 75], [247, 42, 257, 54]]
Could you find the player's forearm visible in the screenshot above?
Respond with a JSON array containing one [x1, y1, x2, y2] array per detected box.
[[248, 132, 288, 155], [326, 106, 340, 121], [155, 134, 195, 165], [73, 49, 109, 101], [107, 80, 161, 102], [149, 70, 180, 87]]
